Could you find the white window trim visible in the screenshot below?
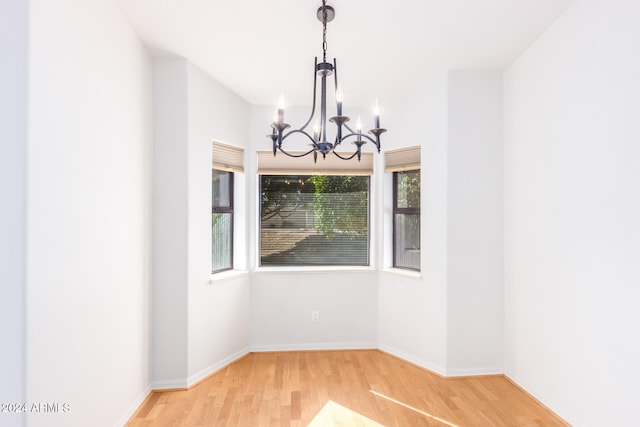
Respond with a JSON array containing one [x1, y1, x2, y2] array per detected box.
[[209, 269, 249, 284]]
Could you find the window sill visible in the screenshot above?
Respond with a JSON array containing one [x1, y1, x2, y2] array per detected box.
[[254, 266, 376, 274], [209, 269, 249, 284], [381, 268, 422, 280]]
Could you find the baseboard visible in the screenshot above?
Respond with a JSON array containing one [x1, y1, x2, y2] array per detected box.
[[250, 342, 377, 352], [186, 347, 250, 388], [149, 378, 189, 391], [149, 347, 250, 391], [378, 345, 505, 378], [115, 385, 151, 427], [445, 366, 504, 377], [377, 345, 447, 377], [503, 375, 572, 426], [147, 345, 504, 391]]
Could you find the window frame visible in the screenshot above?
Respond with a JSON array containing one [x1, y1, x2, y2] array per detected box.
[[212, 169, 234, 274], [258, 174, 371, 268], [392, 169, 421, 271]]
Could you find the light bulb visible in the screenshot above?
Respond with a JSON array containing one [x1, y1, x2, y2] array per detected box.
[[276, 94, 286, 123], [373, 98, 380, 128]]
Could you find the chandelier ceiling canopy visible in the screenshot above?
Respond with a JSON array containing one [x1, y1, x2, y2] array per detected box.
[[268, 0, 386, 163]]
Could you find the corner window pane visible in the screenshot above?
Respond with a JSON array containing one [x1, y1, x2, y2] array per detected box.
[[394, 213, 420, 270], [393, 170, 420, 271], [396, 170, 420, 209], [212, 213, 232, 271], [213, 169, 232, 208], [260, 175, 369, 267], [212, 169, 233, 273]]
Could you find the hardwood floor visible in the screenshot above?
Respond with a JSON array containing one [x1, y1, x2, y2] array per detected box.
[[127, 350, 568, 427]]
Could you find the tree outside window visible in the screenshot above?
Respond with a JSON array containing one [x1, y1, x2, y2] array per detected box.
[[212, 169, 233, 272], [393, 170, 420, 270]]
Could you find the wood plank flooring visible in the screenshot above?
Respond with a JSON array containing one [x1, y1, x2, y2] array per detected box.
[[127, 350, 568, 427]]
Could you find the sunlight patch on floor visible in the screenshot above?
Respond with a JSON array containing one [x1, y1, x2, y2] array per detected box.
[[369, 390, 460, 427], [307, 400, 384, 427]]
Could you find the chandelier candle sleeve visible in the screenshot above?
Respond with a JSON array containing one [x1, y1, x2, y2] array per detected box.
[[374, 98, 381, 129]]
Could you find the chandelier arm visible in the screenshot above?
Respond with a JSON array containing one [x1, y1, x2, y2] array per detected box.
[[333, 58, 343, 143], [320, 67, 327, 143], [281, 129, 317, 147], [343, 122, 356, 134], [278, 147, 318, 158], [299, 57, 319, 132], [333, 58, 338, 99], [341, 132, 378, 146], [332, 150, 359, 161]]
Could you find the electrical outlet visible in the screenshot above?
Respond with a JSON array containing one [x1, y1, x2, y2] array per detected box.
[[311, 310, 320, 323]]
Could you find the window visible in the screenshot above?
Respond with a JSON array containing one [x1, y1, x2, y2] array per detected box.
[[386, 146, 421, 271], [212, 169, 233, 272], [393, 169, 420, 270], [260, 175, 369, 267], [212, 141, 243, 274]]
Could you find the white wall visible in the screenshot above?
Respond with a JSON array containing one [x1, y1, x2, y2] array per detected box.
[[378, 72, 504, 376], [0, 2, 27, 426], [152, 58, 251, 388], [186, 63, 251, 381], [26, 0, 152, 426], [250, 271, 378, 350], [446, 71, 504, 375], [504, 0, 640, 425], [378, 76, 449, 374], [151, 59, 189, 386]]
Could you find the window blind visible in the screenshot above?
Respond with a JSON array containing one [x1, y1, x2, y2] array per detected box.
[[260, 175, 369, 267], [384, 146, 421, 172], [257, 151, 373, 175], [212, 141, 244, 173]]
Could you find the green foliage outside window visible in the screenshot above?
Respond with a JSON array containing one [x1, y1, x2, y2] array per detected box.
[[396, 171, 420, 208], [393, 169, 420, 270], [307, 175, 368, 239], [260, 175, 368, 239]]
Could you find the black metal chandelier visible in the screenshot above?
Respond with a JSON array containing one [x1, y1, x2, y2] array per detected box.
[[268, 0, 386, 163]]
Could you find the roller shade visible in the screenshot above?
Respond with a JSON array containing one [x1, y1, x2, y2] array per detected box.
[[212, 141, 244, 173], [385, 146, 421, 172], [257, 151, 373, 175]]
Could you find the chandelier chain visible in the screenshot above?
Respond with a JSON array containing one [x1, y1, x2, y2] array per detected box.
[[322, 0, 328, 62]]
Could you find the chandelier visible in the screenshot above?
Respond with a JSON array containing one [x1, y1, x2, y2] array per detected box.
[[268, 0, 386, 163]]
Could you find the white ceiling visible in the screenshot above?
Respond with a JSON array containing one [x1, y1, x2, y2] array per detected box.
[[117, 0, 574, 107]]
